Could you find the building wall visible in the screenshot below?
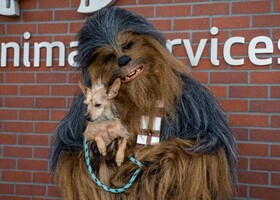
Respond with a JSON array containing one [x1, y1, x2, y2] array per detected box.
[[0, 0, 279, 199]]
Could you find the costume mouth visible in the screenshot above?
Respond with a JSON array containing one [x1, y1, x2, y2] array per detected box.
[[121, 65, 144, 83]]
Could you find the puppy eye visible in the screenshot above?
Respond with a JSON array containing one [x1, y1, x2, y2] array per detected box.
[[95, 104, 101, 107], [122, 41, 134, 51]]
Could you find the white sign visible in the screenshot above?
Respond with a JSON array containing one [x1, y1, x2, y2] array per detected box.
[[0, 0, 20, 17], [0, 0, 116, 17], [0, 28, 278, 68], [78, 0, 116, 13], [166, 27, 275, 67]]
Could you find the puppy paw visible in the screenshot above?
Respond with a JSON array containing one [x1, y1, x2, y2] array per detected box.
[[99, 148, 107, 156], [115, 153, 124, 166]]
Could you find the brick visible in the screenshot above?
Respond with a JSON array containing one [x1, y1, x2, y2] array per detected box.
[[250, 186, 279, 200], [139, 0, 173, 3], [3, 122, 33, 133], [7, 24, 37, 35], [3, 147, 33, 158], [47, 185, 61, 197], [0, 109, 17, 120], [19, 135, 49, 146], [275, 0, 280, 12], [251, 158, 280, 171], [174, 18, 210, 30], [208, 86, 227, 98], [34, 148, 50, 159], [70, 22, 83, 33], [0, 85, 18, 95], [2, 171, 31, 182], [232, 29, 270, 41], [115, 0, 136, 5], [229, 86, 268, 98], [250, 72, 280, 84], [23, 10, 53, 22], [0, 183, 14, 194], [271, 86, 280, 98], [192, 30, 229, 43], [271, 145, 280, 157], [18, 159, 48, 171], [53, 35, 76, 45], [0, 24, 4, 34], [33, 172, 52, 183], [51, 85, 79, 96], [192, 72, 208, 84], [39, 0, 69, 8], [272, 173, 280, 185], [238, 171, 268, 184], [6, 73, 35, 83], [0, 134, 17, 144], [230, 114, 268, 127], [251, 100, 280, 113], [36, 73, 67, 83], [232, 1, 271, 14], [193, 3, 229, 16], [210, 72, 248, 84], [156, 5, 190, 17], [20, 0, 37, 9], [236, 184, 247, 198], [232, 128, 248, 141], [5, 97, 34, 108], [68, 72, 83, 84], [271, 116, 280, 127], [16, 184, 46, 196], [35, 122, 57, 133], [238, 143, 268, 156], [55, 10, 87, 21], [238, 157, 248, 170], [251, 129, 280, 142], [191, 58, 228, 70], [0, 159, 16, 169], [51, 110, 67, 121], [38, 23, 68, 34], [19, 110, 49, 120], [0, 197, 30, 200], [253, 15, 280, 27], [150, 19, 172, 31], [125, 6, 154, 18], [219, 100, 248, 112], [213, 16, 250, 29], [36, 98, 66, 108], [20, 85, 50, 96]]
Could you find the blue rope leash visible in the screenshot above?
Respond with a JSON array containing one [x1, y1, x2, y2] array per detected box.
[[84, 138, 143, 193]]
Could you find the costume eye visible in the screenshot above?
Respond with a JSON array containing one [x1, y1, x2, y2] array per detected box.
[[122, 41, 134, 51], [95, 103, 101, 108], [104, 53, 115, 64]]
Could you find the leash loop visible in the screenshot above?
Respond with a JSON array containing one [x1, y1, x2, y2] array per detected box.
[[84, 138, 143, 193]]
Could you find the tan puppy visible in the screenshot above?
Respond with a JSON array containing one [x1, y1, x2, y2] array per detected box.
[[78, 78, 129, 166]]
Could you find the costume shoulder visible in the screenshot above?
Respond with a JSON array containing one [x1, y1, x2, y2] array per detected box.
[[161, 74, 236, 160], [51, 93, 86, 170]]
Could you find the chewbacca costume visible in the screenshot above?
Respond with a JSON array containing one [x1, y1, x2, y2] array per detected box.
[[51, 7, 237, 200]]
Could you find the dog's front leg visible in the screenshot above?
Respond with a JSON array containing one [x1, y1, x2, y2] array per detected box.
[[94, 134, 107, 156], [115, 138, 127, 166]]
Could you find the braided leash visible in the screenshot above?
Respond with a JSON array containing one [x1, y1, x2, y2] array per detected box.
[[84, 138, 143, 193]]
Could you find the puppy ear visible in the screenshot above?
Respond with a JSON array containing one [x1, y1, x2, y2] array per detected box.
[[108, 78, 121, 99], [78, 81, 90, 95]]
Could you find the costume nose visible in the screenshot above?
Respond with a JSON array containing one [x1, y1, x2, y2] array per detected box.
[[118, 55, 131, 67]]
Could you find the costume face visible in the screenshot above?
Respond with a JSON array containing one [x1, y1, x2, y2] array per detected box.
[[86, 32, 184, 137]]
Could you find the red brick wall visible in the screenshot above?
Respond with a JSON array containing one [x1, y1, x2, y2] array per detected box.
[[0, 0, 279, 199]]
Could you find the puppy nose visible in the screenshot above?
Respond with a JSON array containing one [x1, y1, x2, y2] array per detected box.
[[118, 55, 131, 67]]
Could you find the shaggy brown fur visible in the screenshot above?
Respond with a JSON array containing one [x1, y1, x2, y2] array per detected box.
[[56, 138, 233, 200]]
